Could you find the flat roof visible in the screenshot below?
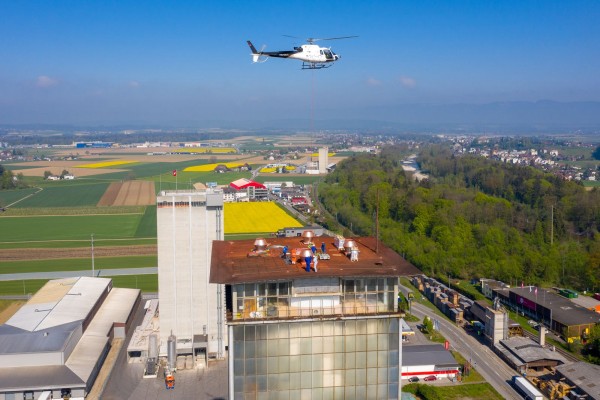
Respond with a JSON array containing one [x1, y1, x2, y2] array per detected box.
[[402, 344, 459, 367], [210, 236, 420, 285], [505, 287, 600, 327], [556, 362, 600, 400], [571, 295, 600, 310], [498, 336, 567, 365]]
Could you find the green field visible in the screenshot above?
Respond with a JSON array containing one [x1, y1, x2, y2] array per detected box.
[[0, 279, 52, 296], [0, 238, 156, 249], [0, 255, 156, 274], [403, 382, 504, 400], [0, 213, 144, 242], [0, 188, 40, 206], [10, 182, 109, 208]]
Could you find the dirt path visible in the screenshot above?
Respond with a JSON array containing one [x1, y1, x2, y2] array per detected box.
[[0, 245, 157, 261]]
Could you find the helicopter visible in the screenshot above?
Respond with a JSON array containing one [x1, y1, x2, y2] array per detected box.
[[247, 36, 357, 70]]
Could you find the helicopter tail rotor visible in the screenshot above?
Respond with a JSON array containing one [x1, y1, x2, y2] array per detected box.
[[247, 40, 268, 63]]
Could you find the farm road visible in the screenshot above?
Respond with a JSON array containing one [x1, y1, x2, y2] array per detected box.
[[0, 245, 156, 261], [0, 267, 158, 281]]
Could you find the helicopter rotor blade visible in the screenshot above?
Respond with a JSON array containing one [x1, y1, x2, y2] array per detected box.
[[309, 35, 359, 42]]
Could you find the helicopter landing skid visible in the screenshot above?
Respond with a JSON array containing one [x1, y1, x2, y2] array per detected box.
[[302, 62, 332, 70]]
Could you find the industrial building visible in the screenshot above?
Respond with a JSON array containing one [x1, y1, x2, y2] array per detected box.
[[493, 286, 600, 341], [156, 189, 226, 361], [555, 361, 600, 400], [401, 344, 460, 380], [210, 234, 420, 399], [229, 178, 268, 201], [0, 277, 140, 399], [495, 336, 567, 373]]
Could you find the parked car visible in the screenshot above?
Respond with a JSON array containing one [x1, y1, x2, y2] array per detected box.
[[423, 375, 437, 382], [408, 377, 420, 383]]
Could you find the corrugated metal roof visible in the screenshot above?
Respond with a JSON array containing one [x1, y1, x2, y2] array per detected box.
[[0, 321, 80, 355], [210, 236, 420, 284], [0, 365, 84, 392], [403, 344, 459, 367], [556, 361, 600, 400]]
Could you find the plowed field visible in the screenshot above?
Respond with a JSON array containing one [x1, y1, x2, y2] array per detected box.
[[97, 181, 155, 206], [0, 245, 157, 261]]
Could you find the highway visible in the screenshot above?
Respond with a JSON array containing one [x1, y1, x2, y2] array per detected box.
[[410, 301, 522, 400]]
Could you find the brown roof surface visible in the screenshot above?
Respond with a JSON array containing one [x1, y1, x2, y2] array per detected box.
[[210, 236, 420, 284]]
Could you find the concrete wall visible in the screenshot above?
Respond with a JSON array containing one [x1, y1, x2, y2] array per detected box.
[[157, 191, 226, 357]]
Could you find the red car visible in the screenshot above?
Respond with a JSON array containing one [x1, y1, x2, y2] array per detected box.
[[423, 375, 437, 382]]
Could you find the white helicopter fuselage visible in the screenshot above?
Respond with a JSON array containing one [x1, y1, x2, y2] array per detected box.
[[287, 44, 339, 63]]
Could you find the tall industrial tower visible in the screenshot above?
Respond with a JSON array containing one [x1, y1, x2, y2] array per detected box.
[[318, 147, 329, 174], [156, 189, 225, 359]]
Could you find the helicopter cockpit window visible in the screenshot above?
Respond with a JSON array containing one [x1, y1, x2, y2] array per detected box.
[[320, 50, 323, 55], [323, 49, 334, 60]]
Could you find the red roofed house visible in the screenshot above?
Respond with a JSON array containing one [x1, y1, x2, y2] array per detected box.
[[229, 178, 268, 201]]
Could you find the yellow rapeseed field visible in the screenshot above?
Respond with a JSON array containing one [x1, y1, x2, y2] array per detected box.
[[184, 162, 245, 172], [224, 202, 303, 233], [175, 147, 236, 153], [310, 152, 336, 157], [77, 160, 137, 168]]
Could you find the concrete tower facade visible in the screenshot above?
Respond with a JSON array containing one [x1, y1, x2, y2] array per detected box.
[[318, 147, 329, 174], [157, 189, 225, 358]]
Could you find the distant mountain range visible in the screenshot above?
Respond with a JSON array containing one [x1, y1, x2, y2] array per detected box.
[[2, 100, 600, 134]]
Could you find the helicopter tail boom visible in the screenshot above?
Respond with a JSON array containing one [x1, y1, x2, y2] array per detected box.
[[247, 41, 261, 63]]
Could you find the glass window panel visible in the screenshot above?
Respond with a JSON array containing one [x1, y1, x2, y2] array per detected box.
[[378, 351, 388, 367], [301, 389, 312, 399], [366, 278, 377, 292], [257, 357, 267, 374], [387, 277, 396, 287], [344, 279, 355, 293], [345, 320, 356, 334], [345, 335, 356, 352], [356, 334, 366, 352], [388, 366, 399, 383], [378, 367, 387, 383], [290, 338, 300, 355], [289, 323, 301, 338], [344, 386, 356, 400], [323, 353, 334, 371], [345, 369, 356, 386], [289, 390, 301, 400], [300, 323, 311, 337], [334, 370, 344, 387], [388, 350, 399, 367], [257, 325, 268, 340], [335, 387, 345, 399], [357, 320, 367, 334], [312, 322, 322, 336], [367, 334, 378, 351], [289, 372, 301, 389], [257, 283, 266, 296], [278, 338, 289, 355], [300, 337, 311, 354], [245, 375, 256, 390], [311, 387, 323, 400], [301, 354, 312, 371], [268, 282, 278, 296], [355, 385, 367, 400], [334, 336, 344, 353], [334, 353, 344, 370], [234, 340, 244, 359], [387, 292, 395, 311], [367, 351, 378, 368], [245, 359, 256, 375], [323, 336, 333, 353], [279, 282, 289, 295], [268, 325, 279, 340], [388, 383, 398, 400], [312, 353, 323, 371], [244, 283, 255, 296], [389, 318, 399, 334], [234, 376, 244, 392], [355, 279, 365, 292], [312, 336, 323, 354], [279, 355, 290, 373], [378, 384, 388, 398], [290, 355, 301, 372], [245, 341, 256, 358], [257, 392, 268, 400], [257, 340, 267, 357], [378, 334, 388, 350], [236, 298, 244, 313], [235, 284, 244, 298], [268, 374, 278, 391], [234, 358, 244, 375], [322, 369, 334, 387], [257, 375, 267, 391], [279, 373, 289, 391], [345, 352, 355, 369], [334, 321, 344, 335], [355, 352, 366, 369], [355, 368, 366, 385], [390, 331, 399, 351], [367, 384, 378, 400], [377, 278, 385, 291], [301, 371, 312, 389], [367, 320, 378, 335], [323, 388, 334, 399], [268, 356, 278, 373], [322, 321, 334, 336], [243, 392, 253, 400]]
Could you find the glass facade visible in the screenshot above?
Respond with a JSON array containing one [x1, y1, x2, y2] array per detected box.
[[232, 318, 400, 400], [231, 278, 398, 320]]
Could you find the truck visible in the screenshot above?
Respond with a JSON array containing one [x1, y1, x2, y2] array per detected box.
[[512, 376, 543, 400]]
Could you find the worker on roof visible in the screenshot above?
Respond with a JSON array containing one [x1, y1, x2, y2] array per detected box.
[[321, 242, 326, 254]]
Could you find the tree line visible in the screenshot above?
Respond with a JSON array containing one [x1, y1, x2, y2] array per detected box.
[[317, 145, 600, 293]]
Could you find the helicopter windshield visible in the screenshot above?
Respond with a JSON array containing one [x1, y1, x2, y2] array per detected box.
[[323, 49, 334, 60]]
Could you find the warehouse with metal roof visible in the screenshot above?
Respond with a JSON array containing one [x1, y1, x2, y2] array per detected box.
[[0, 277, 140, 399]]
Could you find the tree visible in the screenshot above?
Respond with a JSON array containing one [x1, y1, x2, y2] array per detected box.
[[61, 169, 69, 178], [592, 145, 600, 161], [44, 170, 52, 179]]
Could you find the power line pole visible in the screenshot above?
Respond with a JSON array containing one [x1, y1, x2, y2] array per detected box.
[[91, 233, 95, 277]]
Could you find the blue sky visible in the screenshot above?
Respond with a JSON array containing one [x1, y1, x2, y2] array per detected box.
[[1, 1, 599, 126]]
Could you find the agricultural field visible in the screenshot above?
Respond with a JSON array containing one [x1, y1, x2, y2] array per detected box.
[[0, 255, 157, 274], [0, 188, 39, 207], [224, 202, 302, 234], [7, 182, 110, 208], [184, 162, 248, 172], [77, 160, 138, 168]]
